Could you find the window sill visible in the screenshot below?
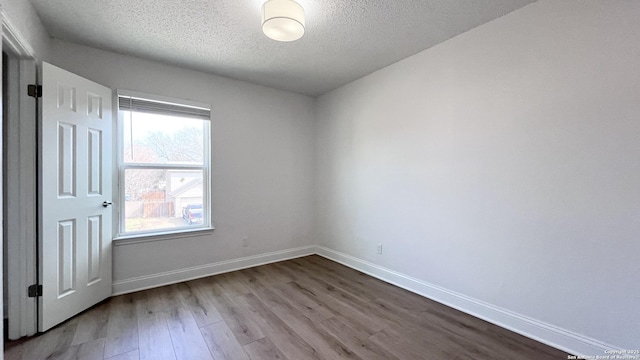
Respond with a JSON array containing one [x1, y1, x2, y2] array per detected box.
[[113, 227, 215, 246]]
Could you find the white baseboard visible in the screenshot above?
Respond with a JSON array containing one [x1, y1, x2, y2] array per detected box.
[[112, 245, 316, 295], [111, 244, 630, 359], [315, 246, 628, 359]]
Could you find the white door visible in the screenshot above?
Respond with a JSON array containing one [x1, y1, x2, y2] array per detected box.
[[40, 62, 113, 331]]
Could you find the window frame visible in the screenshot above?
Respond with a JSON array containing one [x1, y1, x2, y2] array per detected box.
[[115, 89, 213, 239]]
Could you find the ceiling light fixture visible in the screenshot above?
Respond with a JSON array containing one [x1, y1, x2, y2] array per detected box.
[[262, 0, 305, 42]]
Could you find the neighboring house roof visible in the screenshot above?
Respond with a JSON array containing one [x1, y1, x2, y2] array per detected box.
[[170, 178, 202, 198]]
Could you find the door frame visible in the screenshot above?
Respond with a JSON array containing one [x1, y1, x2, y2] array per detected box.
[[2, 8, 39, 339]]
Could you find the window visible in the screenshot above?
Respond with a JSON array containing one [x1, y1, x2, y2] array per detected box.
[[117, 91, 212, 237]]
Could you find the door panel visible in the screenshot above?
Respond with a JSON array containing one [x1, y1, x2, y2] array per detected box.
[[88, 129, 102, 195], [40, 62, 112, 331], [57, 122, 76, 197]]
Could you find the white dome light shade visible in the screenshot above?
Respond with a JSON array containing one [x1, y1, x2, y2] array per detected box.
[[262, 0, 305, 42]]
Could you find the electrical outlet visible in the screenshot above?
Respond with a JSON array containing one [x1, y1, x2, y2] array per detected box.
[[242, 237, 249, 248], [377, 243, 383, 254]]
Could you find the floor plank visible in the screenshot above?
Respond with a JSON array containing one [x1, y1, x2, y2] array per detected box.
[[287, 278, 387, 335], [288, 258, 376, 304], [165, 306, 213, 360], [215, 272, 253, 297], [369, 328, 442, 360], [70, 302, 110, 346], [319, 316, 398, 360], [236, 268, 289, 308], [235, 293, 323, 360], [200, 321, 250, 360], [242, 337, 288, 360], [176, 281, 224, 327], [202, 283, 266, 346], [135, 291, 176, 360], [21, 318, 78, 359], [104, 349, 139, 360], [3, 341, 24, 360], [273, 282, 334, 323], [103, 294, 139, 359], [58, 338, 105, 360], [269, 303, 361, 360]]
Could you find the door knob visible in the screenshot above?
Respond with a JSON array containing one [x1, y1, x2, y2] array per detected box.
[[102, 201, 113, 208]]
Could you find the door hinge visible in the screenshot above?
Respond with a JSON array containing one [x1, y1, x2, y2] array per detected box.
[[27, 84, 42, 98], [28, 284, 43, 298]]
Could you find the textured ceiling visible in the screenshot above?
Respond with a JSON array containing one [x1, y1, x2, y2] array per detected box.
[[29, 0, 536, 96]]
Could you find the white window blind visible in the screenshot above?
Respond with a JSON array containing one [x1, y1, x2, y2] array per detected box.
[[118, 95, 210, 121]]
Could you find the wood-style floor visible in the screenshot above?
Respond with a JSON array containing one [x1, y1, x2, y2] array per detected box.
[[5, 255, 568, 360]]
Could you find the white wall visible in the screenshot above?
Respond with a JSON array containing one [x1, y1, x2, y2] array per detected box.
[[1, 0, 51, 60], [50, 39, 316, 286], [315, 0, 640, 351]]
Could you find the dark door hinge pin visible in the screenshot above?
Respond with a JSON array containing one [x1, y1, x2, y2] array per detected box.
[[27, 84, 42, 98], [28, 284, 42, 297]]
